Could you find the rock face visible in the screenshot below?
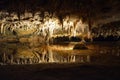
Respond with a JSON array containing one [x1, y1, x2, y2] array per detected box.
[[73, 43, 88, 50]]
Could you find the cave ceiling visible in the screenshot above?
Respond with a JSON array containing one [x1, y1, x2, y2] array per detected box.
[[0, 0, 120, 24]]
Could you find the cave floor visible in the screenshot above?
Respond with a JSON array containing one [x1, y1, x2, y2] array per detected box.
[[0, 63, 120, 80]]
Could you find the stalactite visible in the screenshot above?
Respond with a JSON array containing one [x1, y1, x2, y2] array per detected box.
[[0, 11, 93, 42], [3, 24, 8, 35], [1, 23, 4, 34]]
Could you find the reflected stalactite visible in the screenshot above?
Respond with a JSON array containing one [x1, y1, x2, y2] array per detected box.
[[16, 59, 20, 64], [0, 42, 120, 65], [0, 44, 91, 64], [10, 55, 14, 64], [2, 53, 6, 64], [69, 55, 76, 62], [80, 57, 84, 63], [42, 49, 46, 62], [87, 55, 90, 62], [48, 49, 54, 62]]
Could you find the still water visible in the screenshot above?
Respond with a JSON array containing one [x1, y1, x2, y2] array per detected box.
[[0, 41, 120, 65]]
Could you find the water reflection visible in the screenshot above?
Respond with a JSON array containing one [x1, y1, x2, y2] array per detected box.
[[0, 43, 91, 65], [0, 42, 120, 65]]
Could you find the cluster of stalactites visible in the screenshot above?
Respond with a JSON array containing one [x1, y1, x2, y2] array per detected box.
[[0, 11, 91, 40]]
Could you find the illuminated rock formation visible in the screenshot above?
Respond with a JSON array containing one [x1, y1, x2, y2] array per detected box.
[[0, 11, 92, 43]]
